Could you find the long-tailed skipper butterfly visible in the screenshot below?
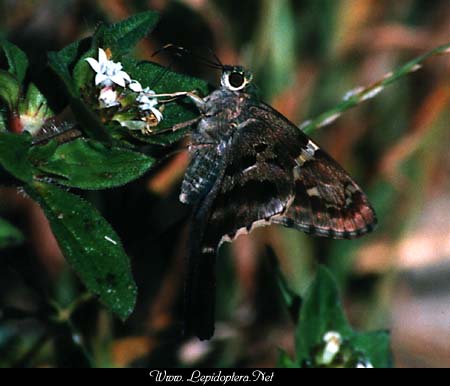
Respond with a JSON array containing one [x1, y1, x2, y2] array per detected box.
[[174, 56, 377, 340], [32, 44, 377, 340]]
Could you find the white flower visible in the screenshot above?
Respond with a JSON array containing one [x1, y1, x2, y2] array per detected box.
[[137, 88, 163, 122], [85, 48, 131, 87], [128, 80, 143, 92], [322, 331, 342, 365], [136, 92, 157, 109], [148, 105, 163, 122], [178, 338, 211, 365], [356, 360, 374, 368], [98, 86, 120, 108]]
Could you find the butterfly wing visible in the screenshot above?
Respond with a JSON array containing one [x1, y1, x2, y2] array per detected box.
[[184, 99, 377, 339], [184, 122, 296, 339], [200, 102, 377, 245], [272, 145, 377, 238], [206, 120, 297, 247]]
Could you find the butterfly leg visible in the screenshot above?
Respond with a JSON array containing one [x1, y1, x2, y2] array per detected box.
[[147, 116, 201, 136], [184, 91, 207, 110], [152, 91, 206, 110], [141, 91, 205, 137]]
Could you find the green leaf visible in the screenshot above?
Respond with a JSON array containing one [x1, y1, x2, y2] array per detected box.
[[48, 44, 112, 143], [0, 70, 20, 110], [28, 139, 59, 165], [0, 217, 24, 249], [37, 138, 155, 189], [125, 60, 209, 101], [0, 40, 28, 83], [73, 47, 95, 92], [295, 266, 392, 368], [0, 131, 33, 183], [119, 59, 209, 145], [349, 331, 392, 369], [48, 37, 93, 93], [55, 37, 92, 69], [72, 12, 159, 90], [99, 11, 160, 55], [47, 51, 77, 96], [0, 112, 6, 131], [71, 97, 113, 143], [26, 182, 137, 320], [271, 254, 302, 322], [277, 350, 298, 368], [295, 266, 352, 363], [51, 12, 207, 147], [250, 0, 296, 99]]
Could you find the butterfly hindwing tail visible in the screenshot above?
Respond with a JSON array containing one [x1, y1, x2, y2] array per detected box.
[[184, 241, 217, 340]]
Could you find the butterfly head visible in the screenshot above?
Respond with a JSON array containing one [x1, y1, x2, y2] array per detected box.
[[220, 66, 253, 92]]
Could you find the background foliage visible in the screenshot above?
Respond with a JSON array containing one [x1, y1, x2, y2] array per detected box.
[[0, 0, 449, 368]]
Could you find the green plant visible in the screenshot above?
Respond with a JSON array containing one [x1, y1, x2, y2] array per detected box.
[[0, 9, 448, 368]]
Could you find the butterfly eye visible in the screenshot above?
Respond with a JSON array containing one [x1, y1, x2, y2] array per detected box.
[[228, 72, 245, 89]]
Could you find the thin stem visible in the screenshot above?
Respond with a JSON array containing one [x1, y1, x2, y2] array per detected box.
[[300, 42, 450, 135]]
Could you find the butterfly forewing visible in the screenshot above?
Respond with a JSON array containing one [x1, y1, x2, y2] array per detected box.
[[190, 97, 377, 272], [198, 99, 377, 260]]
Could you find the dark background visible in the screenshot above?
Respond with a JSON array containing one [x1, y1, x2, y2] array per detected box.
[[0, 0, 449, 367]]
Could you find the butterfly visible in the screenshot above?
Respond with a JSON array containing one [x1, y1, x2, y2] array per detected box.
[[174, 62, 377, 340]]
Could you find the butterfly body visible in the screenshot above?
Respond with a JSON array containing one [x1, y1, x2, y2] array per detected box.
[[181, 66, 377, 340]]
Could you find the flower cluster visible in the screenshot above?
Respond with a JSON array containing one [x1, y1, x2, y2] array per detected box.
[[315, 331, 375, 368], [85, 48, 163, 134]]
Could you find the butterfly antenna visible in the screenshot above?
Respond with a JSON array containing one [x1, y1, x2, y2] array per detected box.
[[206, 47, 224, 68], [153, 44, 224, 70], [149, 61, 175, 90]]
